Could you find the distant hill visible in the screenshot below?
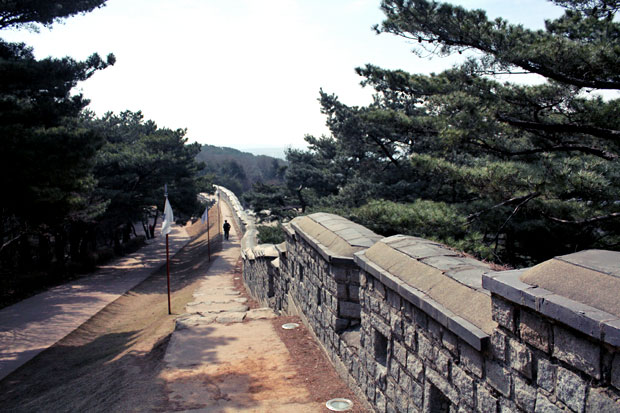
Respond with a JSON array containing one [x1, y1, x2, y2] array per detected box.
[[195, 145, 287, 196]]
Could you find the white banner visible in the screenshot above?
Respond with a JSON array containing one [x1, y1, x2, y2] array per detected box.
[[161, 197, 174, 236]]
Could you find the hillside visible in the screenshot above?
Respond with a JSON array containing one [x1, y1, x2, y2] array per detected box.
[[195, 145, 287, 197]]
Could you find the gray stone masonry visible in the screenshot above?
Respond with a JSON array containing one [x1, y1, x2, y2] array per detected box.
[[223, 194, 620, 413]]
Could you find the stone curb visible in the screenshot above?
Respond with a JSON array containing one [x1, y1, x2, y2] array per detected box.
[[482, 270, 620, 346], [355, 250, 490, 351]]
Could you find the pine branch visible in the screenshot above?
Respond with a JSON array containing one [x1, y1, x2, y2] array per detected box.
[[497, 114, 620, 141], [546, 212, 620, 225], [467, 192, 541, 222], [472, 139, 618, 161]]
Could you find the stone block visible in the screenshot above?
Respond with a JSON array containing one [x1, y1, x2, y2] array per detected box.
[[556, 366, 587, 413], [426, 368, 459, 405], [418, 333, 437, 363], [611, 354, 620, 391], [387, 378, 397, 402], [514, 376, 537, 413], [395, 386, 409, 413], [360, 271, 368, 287], [601, 318, 620, 347], [534, 393, 565, 413], [485, 361, 511, 397], [406, 352, 424, 382], [339, 301, 361, 319], [404, 323, 417, 351], [428, 318, 443, 341], [391, 312, 404, 339], [376, 389, 387, 413], [520, 310, 551, 353], [442, 330, 458, 356], [410, 379, 424, 410], [452, 364, 475, 407], [537, 358, 557, 393], [492, 297, 516, 332], [370, 296, 381, 314], [509, 338, 533, 379], [377, 364, 388, 391], [500, 399, 519, 413], [387, 288, 402, 310], [376, 281, 386, 298], [372, 313, 391, 338], [461, 343, 484, 378], [553, 325, 601, 379], [366, 380, 376, 401], [336, 282, 348, 299], [586, 387, 620, 413], [413, 306, 428, 329], [389, 359, 400, 381], [491, 331, 507, 363], [380, 299, 391, 320], [349, 284, 360, 301], [335, 317, 350, 332], [332, 266, 348, 282], [436, 349, 451, 378], [476, 385, 498, 413], [399, 372, 412, 395], [393, 340, 407, 367]]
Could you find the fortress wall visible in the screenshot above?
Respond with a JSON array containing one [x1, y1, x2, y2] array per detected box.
[[218, 189, 620, 413]]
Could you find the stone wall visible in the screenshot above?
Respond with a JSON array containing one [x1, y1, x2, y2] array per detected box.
[[215, 185, 256, 250], [221, 192, 620, 413]]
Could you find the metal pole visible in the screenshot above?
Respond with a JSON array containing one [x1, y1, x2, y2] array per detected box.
[[217, 191, 221, 237], [166, 233, 171, 315], [207, 206, 211, 262], [164, 184, 171, 315]]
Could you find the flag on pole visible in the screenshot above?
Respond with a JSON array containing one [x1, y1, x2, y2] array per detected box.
[[201, 203, 209, 225], [161, 197, 174, 236]]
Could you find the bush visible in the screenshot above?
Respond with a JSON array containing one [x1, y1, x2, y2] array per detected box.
[[350, 199, 495, 261], [257, 224, 285, 244]]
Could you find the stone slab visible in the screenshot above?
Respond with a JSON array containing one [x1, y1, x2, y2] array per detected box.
[[215, 312, 247, 323], [246, 308, 278, 320], [188, 302, 249, 313], [557, 249, 620, 278]]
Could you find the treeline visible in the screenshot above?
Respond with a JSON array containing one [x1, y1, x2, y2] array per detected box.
[[196, 145, 286, 196], [245, 0, 620, 268], [0, 1, 209, 302]]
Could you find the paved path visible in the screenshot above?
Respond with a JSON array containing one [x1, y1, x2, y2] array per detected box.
[[161, 201, 321, 412], [0, 225, 191, 381]]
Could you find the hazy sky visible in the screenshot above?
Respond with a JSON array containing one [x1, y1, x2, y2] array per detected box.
[[2, 0, 565, 151]]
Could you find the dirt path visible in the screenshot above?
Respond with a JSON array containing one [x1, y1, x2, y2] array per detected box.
[[0, 201, 369, 413], [0, 225, 191, 382]]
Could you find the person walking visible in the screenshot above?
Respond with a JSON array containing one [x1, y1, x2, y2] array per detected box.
[[223, 220, 231, 240]]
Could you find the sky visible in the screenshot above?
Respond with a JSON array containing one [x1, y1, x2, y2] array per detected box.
[[1, 0, 566, 154]]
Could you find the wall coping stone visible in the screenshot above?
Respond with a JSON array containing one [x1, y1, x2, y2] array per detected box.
[[359, 236, 495, 333], [289, 213, 381, 263], [292, 222, 354, 265], [252, 244, 279, 259], [275, 242, 287, 256], [557, 249, 620, 278], [355, 249, 490, 351], [520, 250, 620, 318], [283, 223, 296, 238], [483, 267, 620, 347]]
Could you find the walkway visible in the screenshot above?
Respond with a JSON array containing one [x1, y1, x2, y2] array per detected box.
[[0, 225, 191, 381], [160, 201, 322, 412]]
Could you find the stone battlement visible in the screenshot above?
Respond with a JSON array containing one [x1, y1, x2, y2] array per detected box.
[[220, 189, 620, 413]]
